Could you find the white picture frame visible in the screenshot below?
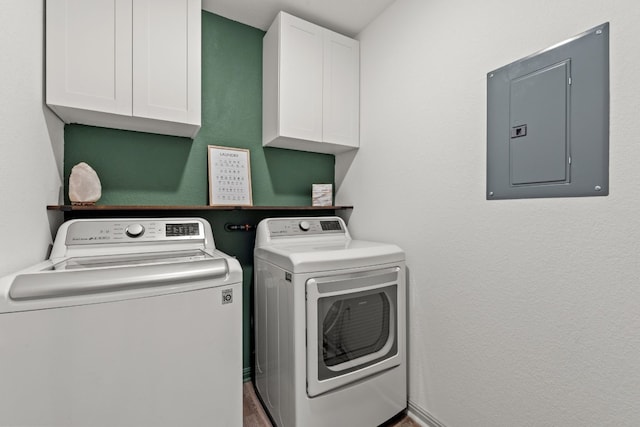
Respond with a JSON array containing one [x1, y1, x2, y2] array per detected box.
[[208, 145, 253, 206]]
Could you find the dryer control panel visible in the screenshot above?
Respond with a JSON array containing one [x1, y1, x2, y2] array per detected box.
[[266, 218, 345, 237]]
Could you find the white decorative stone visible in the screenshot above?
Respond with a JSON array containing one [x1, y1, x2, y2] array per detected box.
[[69, 162, 102, 205]]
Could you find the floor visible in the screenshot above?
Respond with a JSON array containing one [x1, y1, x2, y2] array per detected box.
[[243, 382, 421, 427], [243, 382, 272, 426]]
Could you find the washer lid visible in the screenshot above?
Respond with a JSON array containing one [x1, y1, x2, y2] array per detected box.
[[0, 249, 242, 313], [254, 239, 405, 273], [54, 249, 213, 270]]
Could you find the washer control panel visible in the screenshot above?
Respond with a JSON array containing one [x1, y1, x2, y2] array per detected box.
[[65, 220, 204, 245], [267, 218, 344, 237]]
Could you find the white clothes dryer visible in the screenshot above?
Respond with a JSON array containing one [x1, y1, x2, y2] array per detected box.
[[0, 218, 242, 427], [253, 216, 406, 427]]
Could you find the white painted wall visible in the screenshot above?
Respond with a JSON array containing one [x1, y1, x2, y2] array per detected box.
[[337, 0, 640, 425], [0, 1, 64, 276]]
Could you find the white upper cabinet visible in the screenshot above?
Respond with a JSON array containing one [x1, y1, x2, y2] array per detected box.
[[46, 0, 133, 117], [277, 15, 324, 145], [263, 12, 359, 154], [322, 30, 360, 148], [46, 0, 201, 138]]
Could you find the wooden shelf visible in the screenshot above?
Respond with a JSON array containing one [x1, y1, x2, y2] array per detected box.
[[47, 205, 353, 212]]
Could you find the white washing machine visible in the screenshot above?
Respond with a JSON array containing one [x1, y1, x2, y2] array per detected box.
[[254, 216, 406, 427], [0, 217, 242, 427]]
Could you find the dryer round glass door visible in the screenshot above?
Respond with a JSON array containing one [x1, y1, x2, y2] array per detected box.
[[305, 267, 402, 397]]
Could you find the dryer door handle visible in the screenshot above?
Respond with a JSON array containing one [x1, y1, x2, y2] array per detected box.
[[9, 258, 229, 301]]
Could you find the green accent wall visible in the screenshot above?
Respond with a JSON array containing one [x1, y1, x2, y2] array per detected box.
[[63, 12, 335, 380]]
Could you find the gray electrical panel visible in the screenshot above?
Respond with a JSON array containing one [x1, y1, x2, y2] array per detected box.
[[486, 23, 609, 200]]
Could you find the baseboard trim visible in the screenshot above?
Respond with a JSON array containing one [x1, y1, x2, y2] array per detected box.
[[408, 400, 447, 427]]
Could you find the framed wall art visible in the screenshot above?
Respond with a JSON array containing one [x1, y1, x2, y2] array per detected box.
[[207, 145, 253, 206]]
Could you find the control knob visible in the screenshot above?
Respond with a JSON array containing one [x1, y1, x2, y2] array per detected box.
[[299, 220, 311, 231], [125, 223, 145, 238]]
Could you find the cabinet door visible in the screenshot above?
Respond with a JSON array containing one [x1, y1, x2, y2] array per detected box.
[[46, 0, 132, 116], [323, 31, 359, 148], [279, 13, 323, 142], [132, 0, 201, 125]]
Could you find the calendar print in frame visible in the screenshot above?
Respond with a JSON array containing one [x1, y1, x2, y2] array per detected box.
[[208, 145, 253, 206]]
